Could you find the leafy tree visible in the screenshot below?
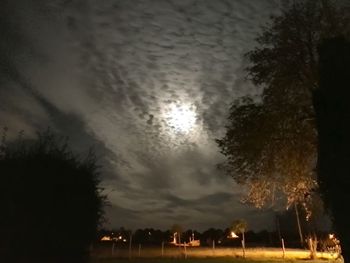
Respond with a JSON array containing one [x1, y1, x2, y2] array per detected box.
[[0, 129, 106, 263], [217, 0, 349, 215], [217, 1, 350, 252], [231, 219, 248, 256], [231, 219, 248, 236], [218, 98, 316, 211]]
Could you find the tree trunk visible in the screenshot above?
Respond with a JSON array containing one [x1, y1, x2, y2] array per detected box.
[[314, 37, 350, 263], [242, 232, 246, 258], [276, 215, 282, 242], [308, 236, 318, 259], [294, 203, 304, 247]]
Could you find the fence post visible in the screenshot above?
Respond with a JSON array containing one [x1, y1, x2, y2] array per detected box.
[[161, 241, 164, 257], [138, 243, 141, 257]]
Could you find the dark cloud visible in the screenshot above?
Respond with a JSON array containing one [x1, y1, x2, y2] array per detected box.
[[0, 0, 282, 231]]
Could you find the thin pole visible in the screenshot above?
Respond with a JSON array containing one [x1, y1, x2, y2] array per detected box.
[[138, 243, 141, 257]]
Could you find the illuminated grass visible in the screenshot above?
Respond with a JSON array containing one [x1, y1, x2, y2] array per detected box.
[[91, 247, 339, 261], [90, 258, 333, 263]]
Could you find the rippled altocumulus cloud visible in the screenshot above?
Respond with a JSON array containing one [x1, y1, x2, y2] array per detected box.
[[0, 0, 281, 230]]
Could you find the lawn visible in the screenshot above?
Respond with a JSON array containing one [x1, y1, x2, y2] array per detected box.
[[90, 258, 333, 263], [90, 246, 339, 261], [90, 245, 340, 263]]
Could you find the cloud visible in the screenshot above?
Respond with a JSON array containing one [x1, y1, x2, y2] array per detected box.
[[0, 0, 281, 230]]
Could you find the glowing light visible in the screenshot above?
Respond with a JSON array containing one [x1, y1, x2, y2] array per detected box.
[[229, 231, 239, 238], [166, 103, 196, 133]]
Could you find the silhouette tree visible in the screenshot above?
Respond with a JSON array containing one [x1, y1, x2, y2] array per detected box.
[[314, 37, 350, 263], [217, 0, 349, 220], [0, 130, 106, 263]]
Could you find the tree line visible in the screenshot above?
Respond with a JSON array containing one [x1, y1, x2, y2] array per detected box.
[[97, 226, 334, 251], [99, 213, 332, 249]]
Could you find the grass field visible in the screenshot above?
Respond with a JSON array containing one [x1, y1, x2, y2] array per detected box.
[[90, 257, 339, 263], [90, 246, 341, 263]]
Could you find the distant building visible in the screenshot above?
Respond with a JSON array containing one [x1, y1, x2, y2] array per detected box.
[[100, 236, 112, 241]]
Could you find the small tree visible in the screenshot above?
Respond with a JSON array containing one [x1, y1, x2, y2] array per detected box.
[[231, 219, 248, 257], [0, 129, 106, 263]]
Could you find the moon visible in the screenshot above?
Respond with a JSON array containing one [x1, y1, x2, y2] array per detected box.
[[165, 103, 197, 133]]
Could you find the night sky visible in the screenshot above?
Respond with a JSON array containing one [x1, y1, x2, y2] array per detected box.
[[1, 0, 282, 231]]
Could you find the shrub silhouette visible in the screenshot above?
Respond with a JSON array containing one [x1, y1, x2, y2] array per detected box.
[[0, 130, 105, 263]]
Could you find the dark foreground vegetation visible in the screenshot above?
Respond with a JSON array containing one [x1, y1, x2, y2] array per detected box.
[[0, 130, 105, 263], [314, 37, 350, 263]]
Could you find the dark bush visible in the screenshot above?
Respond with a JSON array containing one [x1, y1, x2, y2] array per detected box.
[[0, 130, 105, 262]]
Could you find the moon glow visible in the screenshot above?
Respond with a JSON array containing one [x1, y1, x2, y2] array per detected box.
[[166, 103, 197, 134]]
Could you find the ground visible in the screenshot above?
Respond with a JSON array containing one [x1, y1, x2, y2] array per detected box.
[[90, 258, 338, 263], [90, 247, 341, 263]]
